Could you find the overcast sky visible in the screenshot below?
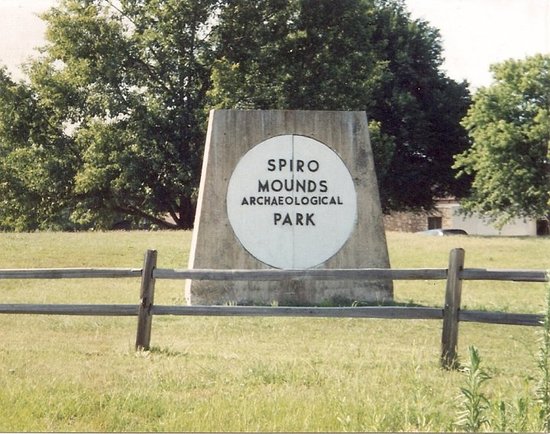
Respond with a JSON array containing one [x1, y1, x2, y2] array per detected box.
[[0, 0, 548, 88], [407, 0, 550, 88]]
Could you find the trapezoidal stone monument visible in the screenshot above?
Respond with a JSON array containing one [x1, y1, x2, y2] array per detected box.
[[185, 109, 393, 305]]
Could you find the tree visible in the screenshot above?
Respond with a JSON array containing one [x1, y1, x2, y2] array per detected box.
[[1, 0, 217, 230], [210, 0, 472, 212], [0, 67, 77, 231], [454, 54, 550, 226], [0, 0, 471, 230]]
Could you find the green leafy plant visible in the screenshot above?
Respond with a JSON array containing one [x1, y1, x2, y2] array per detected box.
[[514, 397, 530, 432], [536, 276, 550, 431], [456, 346, 492, 432], [497, 397, 531, 432], [495, 400, 508, 432]]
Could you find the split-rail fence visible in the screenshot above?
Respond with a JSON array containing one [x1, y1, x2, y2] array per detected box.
[[0, 248, 547, 369]]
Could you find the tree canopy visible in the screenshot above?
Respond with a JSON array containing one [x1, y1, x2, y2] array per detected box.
[[0, 0, 472, 230], [210, 0, 472, 211], [1, 0, 217, 230], [454, 54, 550, 226]]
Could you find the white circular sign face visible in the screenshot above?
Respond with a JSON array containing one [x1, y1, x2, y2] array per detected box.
[[227, 134, 357, 269]]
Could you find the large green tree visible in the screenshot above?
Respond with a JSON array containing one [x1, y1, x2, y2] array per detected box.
[[210, 0, 472, 211], [0, 68, 75, 230], [454, 54, 550, 226], [0, 0, 471, 230], [1, 0, 216, 230]]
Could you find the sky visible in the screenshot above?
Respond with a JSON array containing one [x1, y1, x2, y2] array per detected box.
[[407, 0, 550, 88], [0, 0, 548, 89]]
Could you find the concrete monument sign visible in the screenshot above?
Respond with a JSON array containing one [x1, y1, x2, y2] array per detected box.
[[226, 134, 357, 269], [186, 110, 392, 305]]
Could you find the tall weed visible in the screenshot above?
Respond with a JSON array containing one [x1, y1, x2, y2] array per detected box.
[[536, 275, 550, 431], [456, 277, 550, 433], [455, 346, 491, 432]]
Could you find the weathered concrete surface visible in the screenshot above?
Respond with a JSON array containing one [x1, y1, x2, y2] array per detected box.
[[185, 109, 393, 305]]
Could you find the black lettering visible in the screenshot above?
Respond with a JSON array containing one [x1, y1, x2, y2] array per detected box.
[[241, 197, 249, 205], [284, 179, 294, 191], [307, 180, 317, 192], [308, 160, 319, 172], [337, 196, 343, 205], [319, 180, 328, 193], [271, 180, 283, 192], [274, 212, 316, 225], [282, 213, 293, 225], [266, 159, 321, 172], [295, 179, 307, 192], [249, 197, 256, 205], [258, 180, 270, 192]]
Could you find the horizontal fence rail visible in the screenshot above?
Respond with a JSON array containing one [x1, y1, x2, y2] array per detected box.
[[1, 267, 547, 282], [153, 268, 449, 281], [0, 268, 141, 279], [459, 310, 543, 326], [0, 304, 139, 316], [0, 304, 543, 326], [1, 248, 548, 369], [460, 269, 548, 282], [150, 305, 444, 319]]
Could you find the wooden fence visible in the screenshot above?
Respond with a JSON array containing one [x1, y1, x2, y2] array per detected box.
[[0, 248, 548, 369]]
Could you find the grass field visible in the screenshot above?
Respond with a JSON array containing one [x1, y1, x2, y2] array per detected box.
[[0, 231, 548, 431]]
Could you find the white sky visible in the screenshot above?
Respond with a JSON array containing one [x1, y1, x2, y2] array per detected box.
[[0, 0, 548, 89], [407, 0, 550, 88], [0, 0, 50, 79]]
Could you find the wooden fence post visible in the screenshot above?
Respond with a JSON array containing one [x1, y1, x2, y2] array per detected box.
[[135, 249, 157, 351], [441, 248, 465, 369]]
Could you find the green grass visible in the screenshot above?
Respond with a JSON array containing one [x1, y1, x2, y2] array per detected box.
[[388, 232, 549, 313], [0, 231, 548, 431]]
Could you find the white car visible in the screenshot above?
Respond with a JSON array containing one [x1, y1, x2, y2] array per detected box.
[[417, 229, 468, 236]]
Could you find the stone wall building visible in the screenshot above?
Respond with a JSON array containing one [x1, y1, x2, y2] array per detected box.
[[383, 198, 456, 232], [383, 198, 546, 236]]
